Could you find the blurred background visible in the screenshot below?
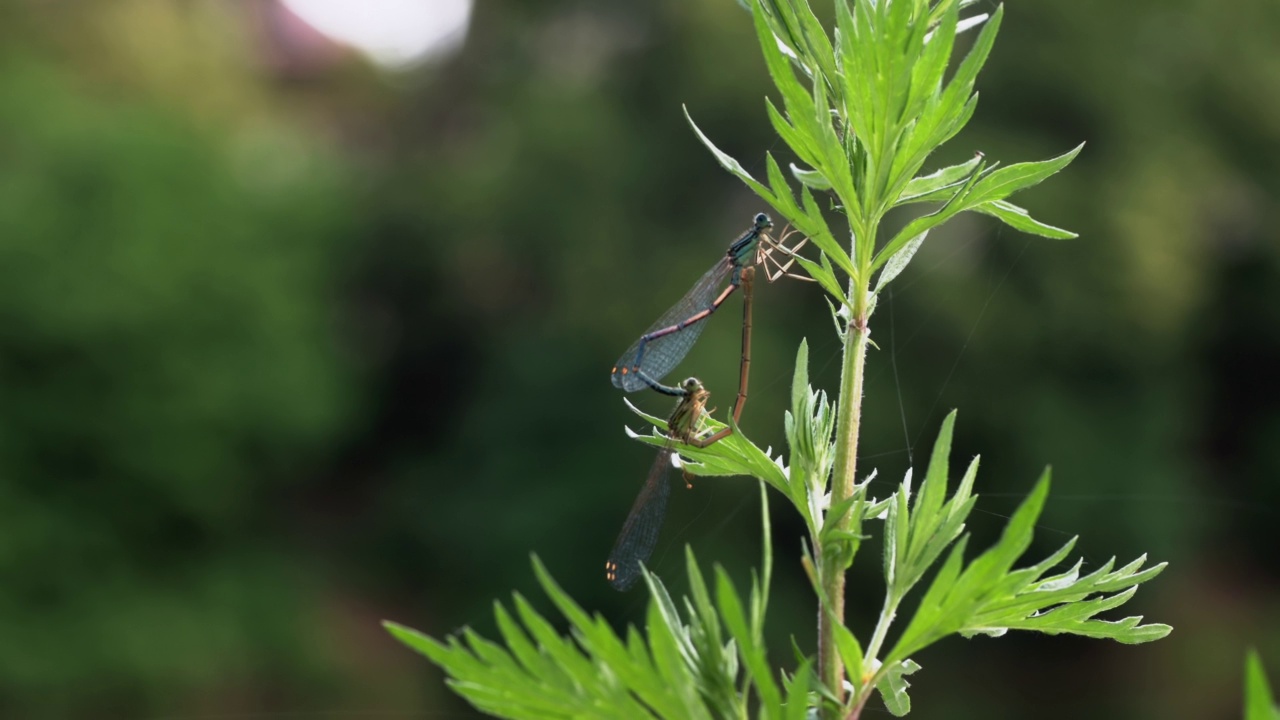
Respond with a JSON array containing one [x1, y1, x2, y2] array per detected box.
[[0, 0, 1276, 718]]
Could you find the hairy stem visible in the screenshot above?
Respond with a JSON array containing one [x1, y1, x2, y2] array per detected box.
[[818, 301, 870, 712]]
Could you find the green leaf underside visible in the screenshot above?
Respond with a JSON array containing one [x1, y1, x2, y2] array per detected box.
[[876, 659, 921, 717], [886, 466, 1169, 665]]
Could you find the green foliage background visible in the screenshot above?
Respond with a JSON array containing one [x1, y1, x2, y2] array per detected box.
[[0, 1, 1276, 718]]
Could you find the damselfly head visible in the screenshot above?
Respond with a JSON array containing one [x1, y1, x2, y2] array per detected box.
[[753, 212, 773, 230]]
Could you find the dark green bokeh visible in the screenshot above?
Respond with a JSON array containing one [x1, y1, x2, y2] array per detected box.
[[0, 1, 1276, 718]]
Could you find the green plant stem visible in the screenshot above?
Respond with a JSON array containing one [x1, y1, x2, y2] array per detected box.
[[819, 299, 870, 711], [861, 591, 900, 676], [851, 589, 901, 718]]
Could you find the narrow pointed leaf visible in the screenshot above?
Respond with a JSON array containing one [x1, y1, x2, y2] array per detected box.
[[685, 107, 775, 203], [1245, 650, 1280, 720], [873, 230, 927, 294], [799, 185, 856, 279], [791, 163, 832, 190], [895, 154, 983, 204], [965, 144, 1084, 207], [976, 198, 1077, 239]]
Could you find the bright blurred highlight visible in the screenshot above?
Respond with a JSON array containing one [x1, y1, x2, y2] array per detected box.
[[281, 0, 472, 68]]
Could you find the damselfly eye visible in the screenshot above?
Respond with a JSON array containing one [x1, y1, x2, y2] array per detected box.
[[754, 212, 772, 229]]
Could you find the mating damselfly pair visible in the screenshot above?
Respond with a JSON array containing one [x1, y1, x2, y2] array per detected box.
[[605, 212, 809, 590]]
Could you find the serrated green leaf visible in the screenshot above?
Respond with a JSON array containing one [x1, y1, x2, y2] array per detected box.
[[980, 540, 1081, 609], [948, 472, 1050, 598], [512, 592, 595, 684], [1033, 554, 1086, 591], [890, 459, 1170, 664], [1102, 562, 1168, 592], [719, 420, 792, 490], [493, 602, 553, 680], [462, 627, 518, 672], [391, 553, 743, 720], [876, 659, 921, 717], [532, 558, 607, 649]]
